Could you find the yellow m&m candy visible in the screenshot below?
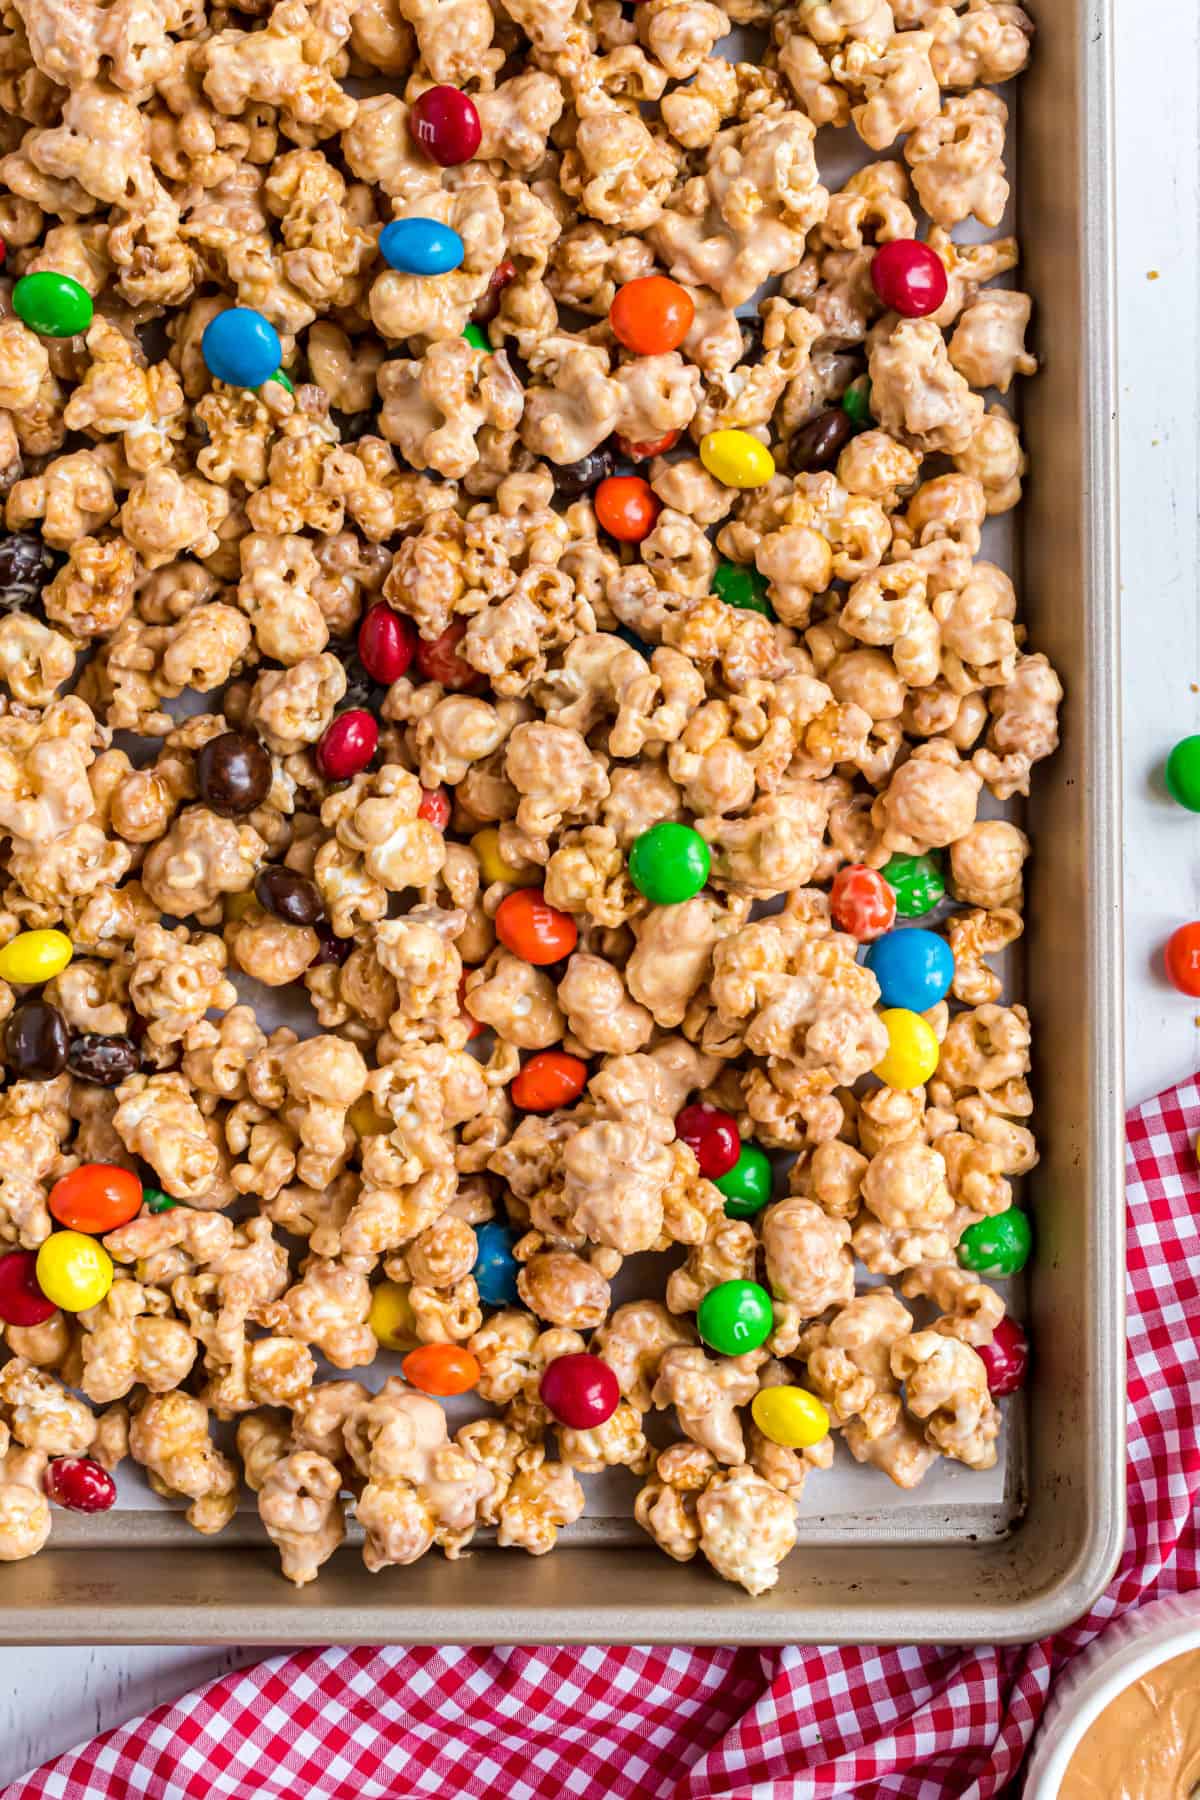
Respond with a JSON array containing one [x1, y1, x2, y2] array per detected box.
[[873, 1007, 940, 1090], [0, 929, 72, 985], [471, 827, 538, 888], [369, 1279, 418, 1351], [752, 1386, 830, 1449], [35, 1231, 113, 1312], [699, 430, 776, 490]]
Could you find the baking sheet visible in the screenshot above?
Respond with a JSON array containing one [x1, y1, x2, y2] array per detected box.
[[0, 0, 1123, 1638]]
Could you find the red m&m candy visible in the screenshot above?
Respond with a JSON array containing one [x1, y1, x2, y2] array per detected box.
[[870, 240, 949, 319], [1165, 922, 1200, 996], [414, 619, 483, 691], [977, 1317, 1029, 1397], [317, 710, 378, 780], [409, 86, 482, 167], [44, 1456, 116, 1513], [418, 786, 450, 830], [358, 605, 416, 684], [540, 1353, 619, 1429], [830, 864, 896, 941], [0, 1250, 57, 1326], [674, 1103, 740, 1179]]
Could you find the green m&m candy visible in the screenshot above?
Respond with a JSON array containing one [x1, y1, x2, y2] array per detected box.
[[13, 271, 93, 338], [713, 560, 774, 619], [697, 1279, 774, 1356], [716, 1143, 773, 1218], [841, 374, 872, 427], [267, 368, 294, 393], [1166, 736, 1200, 812], [143, 1187, 178, 1214], [883, 852, 945, 918], [957, 1208, 1031, 1277], [628, 821, 710, 905], [462, 323, 490, 350]]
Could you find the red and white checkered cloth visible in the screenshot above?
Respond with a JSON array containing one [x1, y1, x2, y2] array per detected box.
[[8, 1076, 1200, 1800]]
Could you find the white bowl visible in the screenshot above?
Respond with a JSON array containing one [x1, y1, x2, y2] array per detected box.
[[1025, 1593, 1200, 1796]]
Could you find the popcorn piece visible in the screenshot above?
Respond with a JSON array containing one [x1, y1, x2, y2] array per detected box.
[[949, 819, 1029, 911], [891, 1328, 1000, 1469], [258, 1449, 346, 1586], [849, 32, 940, 151], [0, 1357, 95, 1455], [696, 1463, 798, 1595], [517, 1252, 611, 1330], [379, 341, 524, 480], [904, 91, 1009, 229], [651, 113, 830, 307], [872, 740, 983, 856], [142, 806, 266, 924], [495, 1448, 585, 1556], [948, 292, 1036, 395], [128, 1392, 238, 1534], [853, 1136, 955, 1274], [762, 1196, 855, 1315], [869, 319, 985, 456], [651, 1345, 758, 1464], [901, 1261, 1005, 1347], [113, 1073, 223, 1204], [947, 905, 1022, 1005], [78, 1281, 198, 1404], [593, 1302, 697, 1412], [0, 1445, 51, 1562], [972, 653, 1063, 800], [345, 1383, 495, 1569], [953, 404, 1027, 515]]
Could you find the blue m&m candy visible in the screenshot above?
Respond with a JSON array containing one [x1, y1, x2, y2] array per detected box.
[[201, 308, 283, 388], [864, 928, 954, 1012], [473, 1220, 520, 1307], [379, 219, 465, 276]]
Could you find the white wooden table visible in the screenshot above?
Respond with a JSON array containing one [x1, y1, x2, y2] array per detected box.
[[0, 1, 1192, 1784]]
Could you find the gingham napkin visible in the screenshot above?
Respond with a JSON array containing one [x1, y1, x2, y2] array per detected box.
[[7, 1076, 1200, 1800]]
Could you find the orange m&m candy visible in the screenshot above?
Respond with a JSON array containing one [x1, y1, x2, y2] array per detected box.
[[594, 476, 660, 544], [1165, 921, 1200, 996], [609, 276, 695, 356], [512, 1050, 587, 1112], [402, 1343, 480, 1396], [48, 1164, 142, 1235], [495, 889, 578, 965]]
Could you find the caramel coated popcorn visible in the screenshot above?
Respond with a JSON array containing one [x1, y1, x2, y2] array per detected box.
[[0, 0, 1053, 1599]]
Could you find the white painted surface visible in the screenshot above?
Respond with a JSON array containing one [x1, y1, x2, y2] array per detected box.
[[0, 1647, 271, 1787], [1116, 0, 1200, 1106], [0, 0, 1190, 1786]]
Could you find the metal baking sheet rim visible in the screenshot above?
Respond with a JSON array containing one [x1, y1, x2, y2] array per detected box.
[[0, 0, 1124, 1644]]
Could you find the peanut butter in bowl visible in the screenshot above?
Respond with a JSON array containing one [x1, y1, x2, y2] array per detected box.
[[1060, 1649, 1200, 1800]]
